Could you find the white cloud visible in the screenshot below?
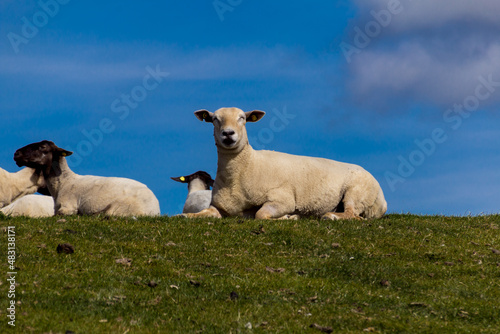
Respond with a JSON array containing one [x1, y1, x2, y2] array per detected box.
[[0, 44, 314, 86], [354, 0, 500, 32], [0, 55, 146, 84], [345, 0, 500, 110], [350, 41, 500, 107]]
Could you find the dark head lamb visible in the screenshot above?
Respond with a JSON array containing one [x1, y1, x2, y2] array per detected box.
[[14, 140, 72, 176], [171, 171, 214, 214], [13, 140, 160, 217]]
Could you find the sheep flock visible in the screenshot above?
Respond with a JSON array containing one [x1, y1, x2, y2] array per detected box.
[[1, 108, 386, 219]]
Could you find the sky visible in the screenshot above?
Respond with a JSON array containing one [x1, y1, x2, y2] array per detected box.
[[1, 0, 499, 216]]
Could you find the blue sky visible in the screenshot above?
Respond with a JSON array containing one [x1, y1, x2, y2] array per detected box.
[[1, 0, 499, 216]]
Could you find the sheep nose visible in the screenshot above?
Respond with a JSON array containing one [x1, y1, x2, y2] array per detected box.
[[14, 150, 22, 160], [222, 129, 235, 137]]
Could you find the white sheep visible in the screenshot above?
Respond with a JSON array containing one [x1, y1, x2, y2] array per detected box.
[[0, 166, 46, 208], [181, 107, 387, 220], [0, 194, 54, 217], [171, 171, 214, 213], [14, 140, 161, 217]]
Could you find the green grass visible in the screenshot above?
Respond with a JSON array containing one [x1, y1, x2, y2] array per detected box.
[[1, 214, 500, 333]]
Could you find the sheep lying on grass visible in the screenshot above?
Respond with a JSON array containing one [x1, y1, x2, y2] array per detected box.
[[0, 194, 54, 217], [171, 171, 214, 213], [0, 166, 53, 217], [0, 166, 46, 208], [14, 140, 161, 216], [181, 107, 387, 220]]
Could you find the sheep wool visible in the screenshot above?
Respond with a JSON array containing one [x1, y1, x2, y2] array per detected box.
[[0, 194, 54, 217], [0, 167, 45, 208]]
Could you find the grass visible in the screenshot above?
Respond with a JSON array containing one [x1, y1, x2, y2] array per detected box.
[[1, 214, 499, 333]]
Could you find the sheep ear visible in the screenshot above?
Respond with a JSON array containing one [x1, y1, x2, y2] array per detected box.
[[207, 178, 215, 188], [57, 148, 73, 157], [194, 110, 214, 123], [245, 110, 265, 122], [171, 176, 188, 183]]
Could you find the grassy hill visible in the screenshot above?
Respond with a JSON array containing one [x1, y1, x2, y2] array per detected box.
[[1, 214, 499, 333]]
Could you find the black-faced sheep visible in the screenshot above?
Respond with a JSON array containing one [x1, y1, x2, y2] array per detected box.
[[14, 140, 160, 216], [171, 171, 214, 213]]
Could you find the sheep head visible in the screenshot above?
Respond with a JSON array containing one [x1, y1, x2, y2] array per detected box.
[[194, 107, 265, 152], [171, 171, 214, 189], [14, 140, 73, 176]]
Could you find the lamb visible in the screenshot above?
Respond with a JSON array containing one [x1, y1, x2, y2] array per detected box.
[[13, 140, 161, 217], [181, 107, 387, 220], [171, 171, 214, 213], [0, 166, 46, 208], [0, 194, 54, 217]]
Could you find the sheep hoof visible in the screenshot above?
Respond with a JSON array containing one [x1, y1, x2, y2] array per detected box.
[[277, 214, 300, 220], [321, 213, 340, 221], [57, 209, 77, 216], [322, 212, 364, 220]]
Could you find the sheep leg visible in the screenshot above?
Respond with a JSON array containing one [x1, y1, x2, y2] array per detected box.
[[321, 204, 363, 221], [255, 202, 294, 220], [180, 205, 222, 218], [55, 205, 78, 216], [53, 195, 79, 215]]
